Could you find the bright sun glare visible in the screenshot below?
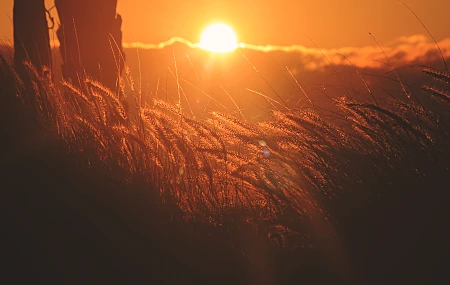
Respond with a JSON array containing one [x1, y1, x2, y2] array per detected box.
[[199, 23, 238, 53]]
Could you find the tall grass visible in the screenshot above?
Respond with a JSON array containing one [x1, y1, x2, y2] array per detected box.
[[2, 54, 450, 283]]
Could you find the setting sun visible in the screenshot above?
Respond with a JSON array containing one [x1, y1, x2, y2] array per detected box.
[[199, 23, 238, 53]]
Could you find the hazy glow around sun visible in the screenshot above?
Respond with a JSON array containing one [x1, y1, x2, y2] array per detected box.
[[199, 23, 238, 53]]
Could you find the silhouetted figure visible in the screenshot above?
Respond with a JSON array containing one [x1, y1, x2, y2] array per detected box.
[[55, 0, 125, 91], [13, 0, 51, 73]]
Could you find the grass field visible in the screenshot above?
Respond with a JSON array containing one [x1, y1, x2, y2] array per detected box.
[[1, 49, 450, 284]]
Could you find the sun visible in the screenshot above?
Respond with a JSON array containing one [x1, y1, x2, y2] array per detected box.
[[199, 23, 238, 53]]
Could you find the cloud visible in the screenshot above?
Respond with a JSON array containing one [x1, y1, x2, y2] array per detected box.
[[239, 34, 450, 70], [123, 37, 198, 49], [124, 34, 450, 71]]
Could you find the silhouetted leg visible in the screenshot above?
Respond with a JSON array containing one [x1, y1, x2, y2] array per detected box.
[[13, 0, 51, 73], [55, 0, 125, 91]]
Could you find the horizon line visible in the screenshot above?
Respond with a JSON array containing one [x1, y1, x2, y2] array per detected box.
[[121, 35, 450, 55]]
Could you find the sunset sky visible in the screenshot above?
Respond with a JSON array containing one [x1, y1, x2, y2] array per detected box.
[[1, 0, 449, 48]]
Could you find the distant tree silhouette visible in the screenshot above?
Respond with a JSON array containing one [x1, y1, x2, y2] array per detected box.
[[13, 0, 51, 72], [55, 0, 125, 91]]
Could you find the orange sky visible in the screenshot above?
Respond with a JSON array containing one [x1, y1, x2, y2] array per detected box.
[[1, 0, 449, 48]]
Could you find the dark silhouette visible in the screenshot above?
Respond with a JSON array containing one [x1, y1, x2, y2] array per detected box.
[[13, 0, 51, 72], [55, 0, 125, 91]]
